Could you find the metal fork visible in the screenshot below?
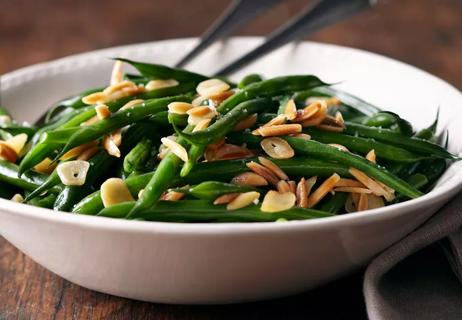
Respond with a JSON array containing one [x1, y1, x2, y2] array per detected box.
[[176, 0, 376, 76]]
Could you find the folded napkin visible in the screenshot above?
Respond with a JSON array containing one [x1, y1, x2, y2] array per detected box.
[[364, 194, 462, 319]]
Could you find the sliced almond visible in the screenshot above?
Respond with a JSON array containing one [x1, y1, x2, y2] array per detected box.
[[192, 118, 211, 132], [120, 99, 144, 110], [261, 191, 296, 213], [227, 191, 260, 210], [191, 95, 205, 106], [367, 194, 385, 209], [209, 143, 254, 161], [366, 149, 376, 163], [168, 102, 193, 115], [258, 156, 288, 180], [161, 137, 188, 162], [110, 60, 124, 85], [100, 178, 134, 207], [231, 172, 268, 187], [334, 187, 372, 193], [291, 133, 311, 140], [335, 111, 345, 127], [233, 114, 258, 131], [277, 180, 291, 193], [161, 191, 184, 201], [34, 157, 57, 174], [262, 114, 287, 128], [317, 124, 344, 132], [296, 178, 308, 208], [305, 96, 341, 107], [103, 80, 138, 95], [328, 143, 349, 152], [283, 99, 297, 120], [56, 160, 90, 186], [82, 92, 107, 105], [213, 193, 240, 205], [294, 101, 321, 122], [357, 193, 369, 211], [301, 101, 328, 127], [209, 90, 234, 104], [103, 135, 121, 158], [288, 180, 296, 194], [307, 173, 341, 208], [145, 79, 179, 91], [95, 104, 111, 120], [60, 141, 98, 161], [336, 178, 364, 188], [196, 79, 230, 98], [77, 146, 99, 161], [246, 161, 279, 186], [305, 176, 318, 197], [260, 137, 294, 159], [349, 168, 395, 201], [187, 106, 214, 117], [254, 124, 302, 137], [110, 129, 122, 147]]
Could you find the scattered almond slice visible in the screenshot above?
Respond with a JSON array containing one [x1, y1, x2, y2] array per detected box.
[[367, 194, 385, 209], [301, 101, 328, 127], [77, 146, 99, 161], [196, 79, 230, 98], [95, 104, 111, 120], [161, 191, 185, 201], [82, 92, 107, 105], [161, 137, 188, 162], [246, 161, 279, 186], [366, 149, 376, 163], [349, 168, 395, 201], [231, 172, 268, 187], [317, 124, 344, 132], [262, 114, 287, 128], [214, 193, 240, 205], [283, 99, 297, 120], [208, 143, 254, 161], [335, 178, 364, 188], [305, 176, 318, 197], [4, 133, 28, 155], [277, 180, 291, 193], [193, 118, 211, 132], [233, 113, 258, 131], [209, 90, 234, 104], [227, 191, 260, 210], [254, 124, 302, 137], [261, 137, 295, 159], [60, 141, 99, 161], [307, 173, 340, 208], [294, 101, 321, 122], [328, 143, 349, 152], [110, 60, 124, 85], [261, 191, 296, 213], [296, 178, 308, 208], [145, 79, 178, 91], [103, 135, 121, 158], [101, 178, 134, 207], [357, 193, 369, 211], [258, 156, 288, 180], [34, 157, 57, 174], [120, 99, 144, 110], [288, 180, 296, 194], [334, 187, 372, 194], [168, 102, 193, 114], [11, 193, 24, 203]]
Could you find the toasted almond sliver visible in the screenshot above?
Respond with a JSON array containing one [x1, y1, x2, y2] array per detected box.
[[258, 156, 288, 180], [145, 79, 179, 91], [277, 180, 291, 193], [317, 124, 344, 132], [57, 160, 90, 186], [214, 193, 240, 205], [11, 193, 24, 202], [209, 143, 254, 161], [193, 119, 211, 132], [187, 106, 214, 117], [307, 173, 341, 208], [161, 137, 188, 162], [296, 178, 308, 208], [209, 90, 234, 104], [103, 80, 137, 95], [101, 178, 134, 207], [191, 95, 205, 106], [4, 133, 28, 155], [329, 143, 350, 152], [301, 101, 328, 127], [77, 146, 99, 161], [291, 133, 311, 140], [305, 96, 341, 107], [246, 161, 279, 186], [231, 172, 268, 187], [366, 149, 376, 163], [34, 157, 57, 174], [161, 191, 185, 201], [95, 104, 111, 120], [196, 79, 230, 98], [120, 99, 144, 110], [60, 141, 99, 161], [82, 92, 107, 105], [233, 113, 258, 131], [260, 137, 294, 159], [255, 124, 302, 137], [349, 168, 395, 201], [262, 114, 287, 127], [227, 191, 260, 210], [103, 136, 121, 158], [335, 111, 345, 127], [294, 102, 321, 122], [357, 193, 369, 211], [288, 180, 296, 194], [305, 176, 318, 197], [334, 187, 372, 194], [110, 129, 122, 147], [336, 178, 364, 188], [110, 60, 124, 85], [168, 102, 194, 115], [284, 99, 297, 120], [261, 191, 296, 213], [367, 194, 385, 209]]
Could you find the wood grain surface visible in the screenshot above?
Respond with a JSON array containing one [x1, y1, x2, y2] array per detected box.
[[1, 0, 461, 319]]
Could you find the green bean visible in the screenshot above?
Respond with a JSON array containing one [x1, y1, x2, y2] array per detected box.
[[123, 138, 152, 174], [415, 109, 439, 140], [238, 74, 263, 89], [319, 192, 348, 214], [218, 75, 328, 114], [0, 182, 19, 199], [177, 181, 255, 200], [98, 200, 332, 222], [115, 58, 208, 82], [24, 169, 60, 201], [344, 122, 454, 159], [305, 128, 428, 162], [285, 137, 423, 199], [73, 157, 352, 215], [55, 95, 191, 160], [0, 105, 11, 117], [173, 98, 275, 145], [362, 112, 398, 128], [27, 193, 57, 209]]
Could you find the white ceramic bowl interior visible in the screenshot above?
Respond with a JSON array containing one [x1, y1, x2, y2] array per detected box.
[[1, 37, 461, 304]]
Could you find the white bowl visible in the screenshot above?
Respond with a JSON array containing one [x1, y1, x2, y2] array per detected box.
[[1, 37, 461, 304]]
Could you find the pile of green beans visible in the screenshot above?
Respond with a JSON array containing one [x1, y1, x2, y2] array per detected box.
[[0, 58, 455, 222]]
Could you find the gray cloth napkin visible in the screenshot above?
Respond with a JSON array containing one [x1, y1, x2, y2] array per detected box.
[[364, 194, 462, 319]]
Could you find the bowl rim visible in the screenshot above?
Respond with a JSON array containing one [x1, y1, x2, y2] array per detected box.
[[1, 36, 462, 235]]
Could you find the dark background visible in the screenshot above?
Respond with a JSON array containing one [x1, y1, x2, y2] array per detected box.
[[1, 0, 461, 319]]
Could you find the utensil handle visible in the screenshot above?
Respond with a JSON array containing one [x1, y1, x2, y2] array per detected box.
[[215, 0, 376, 76]]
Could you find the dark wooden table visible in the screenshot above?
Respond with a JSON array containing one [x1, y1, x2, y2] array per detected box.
[[1, 0, 461, 319]]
